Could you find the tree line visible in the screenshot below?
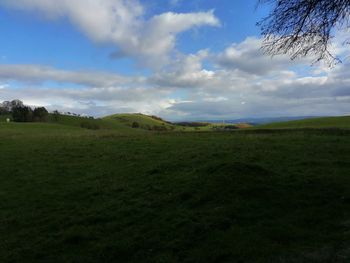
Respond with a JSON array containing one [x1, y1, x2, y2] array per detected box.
[[0, 99, 49, 122]]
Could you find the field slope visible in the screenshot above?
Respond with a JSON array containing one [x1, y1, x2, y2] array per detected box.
[[258, 116, 350, 129]]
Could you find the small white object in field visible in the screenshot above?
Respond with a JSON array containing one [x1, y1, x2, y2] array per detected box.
[[6, 118, 10, 123]]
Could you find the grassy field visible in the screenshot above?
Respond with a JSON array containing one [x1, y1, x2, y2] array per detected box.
[[1, 117, 350, 262], [259, 116, 350, 129], [0, 114, 10, 122]]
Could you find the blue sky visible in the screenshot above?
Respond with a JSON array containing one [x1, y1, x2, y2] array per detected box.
[[0, 0, 349, 120]]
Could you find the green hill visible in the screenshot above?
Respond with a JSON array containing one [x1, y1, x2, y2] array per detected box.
[[1, 112, 253, 132], [258, 116, 350, 129], [0, 113, 146, 135], [104, 113, 175, 131], [3, 113, 349, 133], [49, 114, 140, 132], [103, 113, 251, 132]]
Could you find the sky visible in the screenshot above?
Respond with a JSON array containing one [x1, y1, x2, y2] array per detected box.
[[0, 0, 349, 120]]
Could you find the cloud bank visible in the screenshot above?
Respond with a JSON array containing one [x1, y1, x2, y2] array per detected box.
[[0, 1, 348, 120], [1, 36, 349, 120], [1, 0, 219, 67]]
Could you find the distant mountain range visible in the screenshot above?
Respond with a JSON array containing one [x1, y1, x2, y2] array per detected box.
[[190, 116, 325, 125]]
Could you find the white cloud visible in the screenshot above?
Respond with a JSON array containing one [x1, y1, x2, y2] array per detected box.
[[0, 64, 144, 87], [0, 84, 173, 117], [150, 50, 217, 88], [2, 58, 349, 120], [139, 10, 219, 65], [1, 33, 349, 120], [1, 0, 219, 67], [214, 37, 314, 76]]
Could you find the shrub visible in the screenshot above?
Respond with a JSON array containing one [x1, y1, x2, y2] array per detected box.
[[0, 107, 10, 115], [153, 125, 167, 131], [212, 125, 239, 131], [176, 122, 210, 127], [33, 107, 49, 122], [224, 125, 239, 130], [52, 110, 60, 122], [80, 122, 100, 130], [12, 106, 33, 122], [144, 124, 152, 130], [132, 121, 140, 128]]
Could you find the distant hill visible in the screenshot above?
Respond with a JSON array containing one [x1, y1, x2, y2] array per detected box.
[[193, 116, 323, 125], [1, 112, 251, 132], [258, 116, 350, 129], [6, 111, 347, 132]]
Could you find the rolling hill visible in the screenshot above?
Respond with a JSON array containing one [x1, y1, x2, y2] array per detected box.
[[3, 112, 350, 132], [103, 113, 175, 131], [103, 113, 247, 131], [258, 116, 350, 129], [2, 112, 250, 132]]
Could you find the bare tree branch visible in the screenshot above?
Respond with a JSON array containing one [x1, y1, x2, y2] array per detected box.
[[258, 0, 350, 65]]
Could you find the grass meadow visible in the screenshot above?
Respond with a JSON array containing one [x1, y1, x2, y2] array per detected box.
[[0, 118, 350, 262]]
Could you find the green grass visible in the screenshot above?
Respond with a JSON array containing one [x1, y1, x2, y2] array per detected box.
[[1, 120, 350, 262], [0, 114, 11, 122], [258, 116, 350, 129]]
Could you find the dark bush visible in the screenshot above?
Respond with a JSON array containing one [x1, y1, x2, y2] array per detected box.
[[0, 107, 10, 115], [52, 110, 60, 122], [176, 122, 210, 127], [12, 106, 33, 122], [153, 125, 167, 131], [132, 121, 140, 128], [212, 125, 239, 131], [144, 124, 152, 130], [80, 122, 100, 130], [33, 107, 49, 122], [224, 125, 239, 130]]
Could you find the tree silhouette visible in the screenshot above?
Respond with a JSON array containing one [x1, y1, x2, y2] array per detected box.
[[12, 106, 33, 122], [33, 107, 49, 122], [258, 0, 350, 65]]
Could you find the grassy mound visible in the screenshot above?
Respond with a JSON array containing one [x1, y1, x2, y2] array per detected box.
[[104, 113, 175, 131]]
